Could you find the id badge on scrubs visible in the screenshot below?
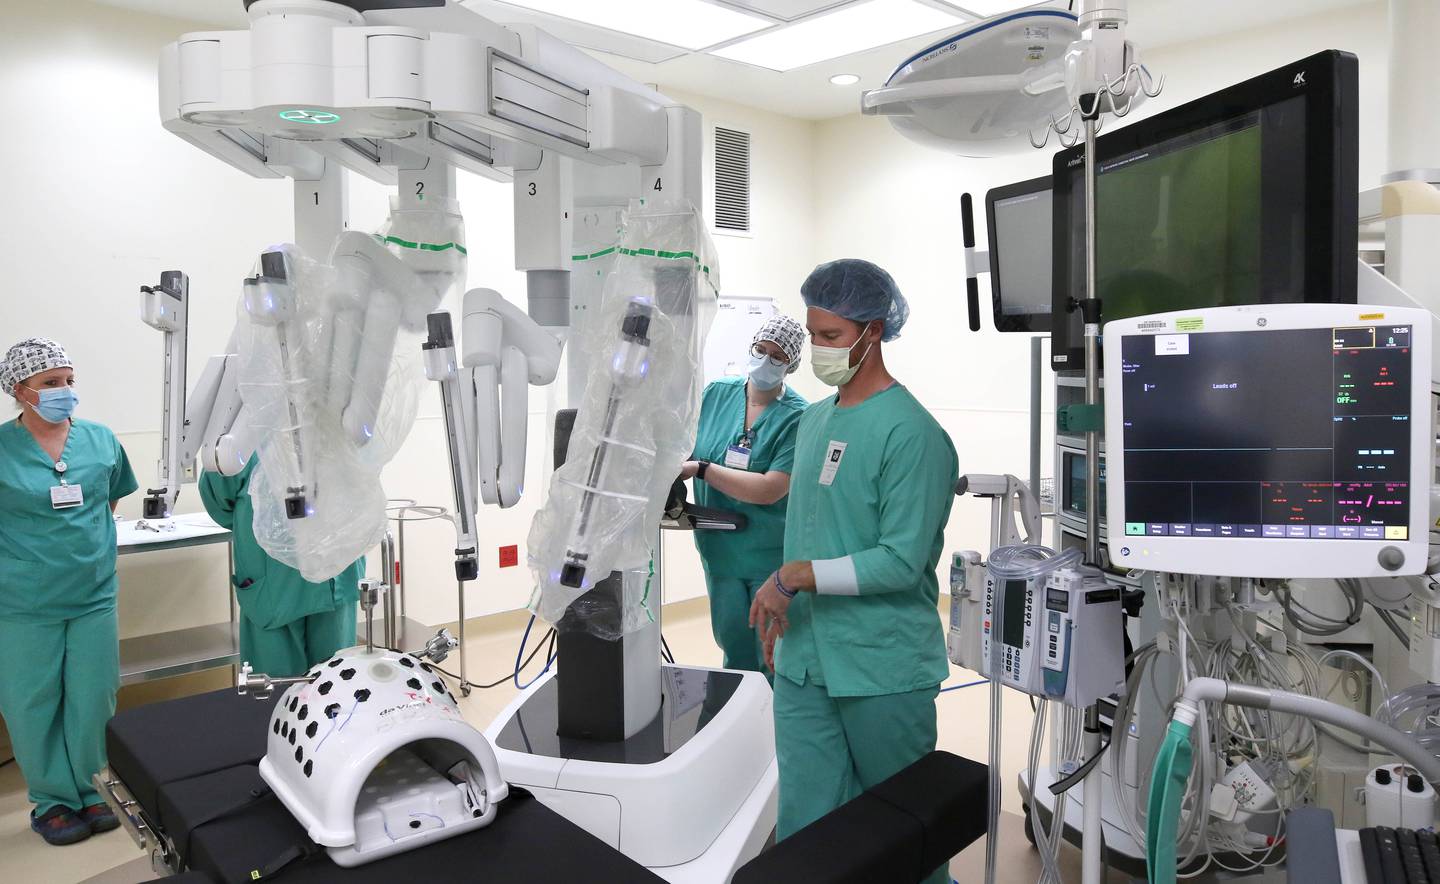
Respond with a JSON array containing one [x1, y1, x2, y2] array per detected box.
[[51, 482, 83, 509], [818, 441, 847, 487], [725, 444, 752, 470]]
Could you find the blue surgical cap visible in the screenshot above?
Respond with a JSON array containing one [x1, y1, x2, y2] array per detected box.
[[800, 259, 909, 342]]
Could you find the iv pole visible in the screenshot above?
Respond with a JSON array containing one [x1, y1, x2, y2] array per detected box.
[[1030, 2, 1163, 878]]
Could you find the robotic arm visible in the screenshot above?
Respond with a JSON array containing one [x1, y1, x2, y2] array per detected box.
[[424, 290, 562, 581], [139, 272, 256, 519], [327, 230, 450, 446], [462, 288, 562, 507], [240, 248, 316, 519], [139, 271, 190, 519], [560, 298, 656, 590]]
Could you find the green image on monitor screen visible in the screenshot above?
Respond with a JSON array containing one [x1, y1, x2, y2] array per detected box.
[[1096, 122, 1263, 322]]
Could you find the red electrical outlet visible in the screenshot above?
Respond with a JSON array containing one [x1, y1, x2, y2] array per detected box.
[[499, 545, 519, 568]]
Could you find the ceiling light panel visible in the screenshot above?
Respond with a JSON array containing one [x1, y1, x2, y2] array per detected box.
[[463, 0, 687, 63], [712, 0, 967, 72], [717, 0, 853, 22], [488, 0, 775, 51], [948, 1, 1042, 16]]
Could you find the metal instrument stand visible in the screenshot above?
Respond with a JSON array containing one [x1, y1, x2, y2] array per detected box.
[[384, 500, 472, 693]]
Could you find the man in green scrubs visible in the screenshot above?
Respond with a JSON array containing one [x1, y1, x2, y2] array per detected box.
[[681, 316, 807, 674], [200, 455, 361, 677], [750, 261, 957, 884], [0, 338, 136, 845]]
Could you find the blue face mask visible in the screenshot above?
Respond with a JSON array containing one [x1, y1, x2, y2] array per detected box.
[[747, 353, 788, 391], [27, 386, 78, 424]]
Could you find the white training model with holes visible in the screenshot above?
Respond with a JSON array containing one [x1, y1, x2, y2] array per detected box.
[[258, 646, 508, 867]]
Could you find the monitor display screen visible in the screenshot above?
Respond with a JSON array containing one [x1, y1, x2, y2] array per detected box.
[[1117, 324, 1414, 541], [987, 176, 1053, 332], [1084, 110, 1269, 320], [1062, 448, 1106, 522], [1002, 579, 1028, 648], [1050, 50, 1358, 372]]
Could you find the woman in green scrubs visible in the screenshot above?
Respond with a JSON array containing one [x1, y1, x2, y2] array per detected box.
[[0, 338, 136, 846], [680, 315, 807, 674], [200, 455, 362, 678]]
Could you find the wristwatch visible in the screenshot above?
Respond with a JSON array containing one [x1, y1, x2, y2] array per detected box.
[[696, 461, 711, 481]]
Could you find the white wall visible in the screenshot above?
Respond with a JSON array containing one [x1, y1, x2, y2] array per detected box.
[[811, 1, 1389, 558]]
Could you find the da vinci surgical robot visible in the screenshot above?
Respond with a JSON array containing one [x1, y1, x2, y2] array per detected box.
[[152, 1, 776, 878]]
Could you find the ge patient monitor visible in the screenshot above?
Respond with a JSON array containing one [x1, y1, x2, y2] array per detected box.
[[1103, 304, 1431, 578]]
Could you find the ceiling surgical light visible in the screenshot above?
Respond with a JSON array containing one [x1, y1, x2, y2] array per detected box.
[[712, 0, 966, 72]]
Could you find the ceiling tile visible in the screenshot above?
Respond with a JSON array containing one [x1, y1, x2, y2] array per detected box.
[[715, 0, 855, 23], [463, 0, 688, 62], [711, 0, 966, 72], [469, 0, 773, 50]]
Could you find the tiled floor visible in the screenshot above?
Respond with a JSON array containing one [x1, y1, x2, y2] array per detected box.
[[0, 599, 1121, 884]]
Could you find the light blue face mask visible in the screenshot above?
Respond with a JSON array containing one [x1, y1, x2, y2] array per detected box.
[[747, 353, 788, 391], [27, 386, 79, 424]]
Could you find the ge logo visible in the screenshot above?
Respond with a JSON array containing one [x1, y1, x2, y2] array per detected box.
[[1120, 547, 1130, 556], [1257, 318, 1268, 327]]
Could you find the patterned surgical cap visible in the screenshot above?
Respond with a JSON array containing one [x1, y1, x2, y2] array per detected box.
[[2, 338, 71, 398]]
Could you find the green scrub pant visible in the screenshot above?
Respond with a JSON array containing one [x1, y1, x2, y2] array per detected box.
[[239, 601, 357, 678], [774, 675, 948, 884], [0, 606, 118, 815], [702, 573, 769, 678]]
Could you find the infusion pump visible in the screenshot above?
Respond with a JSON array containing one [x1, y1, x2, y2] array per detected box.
[[978, 566, 1126, 707]]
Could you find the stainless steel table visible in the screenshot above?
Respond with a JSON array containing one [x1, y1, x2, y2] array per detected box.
[[116, 514, 237, 685]]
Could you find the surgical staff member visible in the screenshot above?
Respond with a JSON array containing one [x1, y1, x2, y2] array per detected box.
[[681, 316, 807, 674], [200, 455, 361, 677], [750, 260, 957, 884], [0, 338, 135, 846]]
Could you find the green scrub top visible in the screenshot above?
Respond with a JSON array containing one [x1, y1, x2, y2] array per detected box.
[[691, 377, 806, 579], [0, 418, 137, 623], [199, 456, 361, 632], [776, 384, 958, 697]]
